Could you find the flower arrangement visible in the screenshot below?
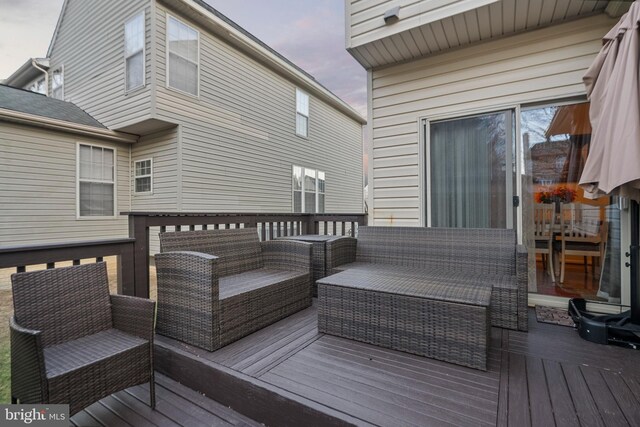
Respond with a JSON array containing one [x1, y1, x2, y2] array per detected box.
[[536, 186, 576, 204]]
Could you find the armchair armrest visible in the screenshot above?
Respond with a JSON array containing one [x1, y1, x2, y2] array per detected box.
[[111, 295, 156, 341], [154, 251, 220, 301], [326, 237, 357, 274], [516, 244, 529, 331], [10, 316, 48, 404], [261, 240, 312, 273]]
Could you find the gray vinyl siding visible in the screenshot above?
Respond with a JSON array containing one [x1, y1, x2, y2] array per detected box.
[[131, 127, 179, 211], [369, 14, 615, 226], [153, 5, 363, 213], [48, 0, 152, 130], [0, 122, 130, 245]]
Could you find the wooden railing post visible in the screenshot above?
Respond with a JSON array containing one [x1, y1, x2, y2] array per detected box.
[[129, 214, 150, 298], [118, 242, 135, 296]]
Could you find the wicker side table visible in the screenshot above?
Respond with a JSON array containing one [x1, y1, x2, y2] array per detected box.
[[317, 268, 492, 370], [277, 234, 343, 296]]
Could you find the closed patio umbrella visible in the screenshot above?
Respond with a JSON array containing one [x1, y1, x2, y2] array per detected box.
[[580, 1, 640, 200], [572, 1, 640, 341]]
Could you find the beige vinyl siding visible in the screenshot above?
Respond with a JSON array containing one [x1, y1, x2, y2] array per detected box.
[[131, 127, 179, 211], [153, 5, 363, 213], [0, 122, 130, 245], [369, 14, 615, 226], [48, 0, 152, 129]]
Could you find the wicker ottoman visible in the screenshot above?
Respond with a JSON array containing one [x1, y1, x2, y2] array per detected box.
[[317, 268, 492, 370]]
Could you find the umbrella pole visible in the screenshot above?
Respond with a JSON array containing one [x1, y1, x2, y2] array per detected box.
[[630, 200, 640, 324]]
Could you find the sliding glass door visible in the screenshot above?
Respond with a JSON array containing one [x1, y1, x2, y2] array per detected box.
[[428, 111, 515, 229]]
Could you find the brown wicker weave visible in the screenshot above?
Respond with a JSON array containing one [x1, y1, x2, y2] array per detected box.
[[277, 235, 347, 296], [155, 228, 312, 351], [326, 226, 529, 331], [317, 268, 492, 370], [10, 262, 156, 416]]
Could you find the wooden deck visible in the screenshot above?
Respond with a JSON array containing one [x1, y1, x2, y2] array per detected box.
[[153, 303, 640, 427], [70, 374, 260, 426]]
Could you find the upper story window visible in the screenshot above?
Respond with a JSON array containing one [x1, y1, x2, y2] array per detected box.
[[51, 68, 63, 100], [134, 158, 153, 194], [125, 11, 145, 91], [296, 89, 309, 137], [27, 77, 46, 95], [78, 144, 115, 217], [167, 15, 199, 96], [293, 166, 325, 213]]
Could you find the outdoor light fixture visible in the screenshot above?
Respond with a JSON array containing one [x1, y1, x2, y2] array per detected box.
[[384, 6, 400, 25]]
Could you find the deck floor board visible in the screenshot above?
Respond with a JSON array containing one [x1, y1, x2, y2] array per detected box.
[[74, 304, 640, 426]]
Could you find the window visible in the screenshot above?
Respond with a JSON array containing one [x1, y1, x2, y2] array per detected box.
[[78, 144, 115, 217], [28, 77, 46, 95], [292, 166, 325, 213], [296, 88, 309, 137], [125, 11, 145, 91], [51, 68, 63, 100], [167, 15, 199, 96], [134, 159, 153, 193]]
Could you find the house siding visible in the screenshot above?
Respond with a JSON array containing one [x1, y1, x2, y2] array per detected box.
[[48, 0, 153, 129], [153, 5, 363, 213], [369, 14, 616, 226], [0, 122, 130, 245]]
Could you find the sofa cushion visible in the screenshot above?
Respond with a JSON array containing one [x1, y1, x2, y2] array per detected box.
[[219, 268, 309, 299]]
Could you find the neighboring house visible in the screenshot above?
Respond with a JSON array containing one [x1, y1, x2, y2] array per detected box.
[[346, 0, 631, 307], [0, 85, 135, 244], [1, 0, 365, 246]]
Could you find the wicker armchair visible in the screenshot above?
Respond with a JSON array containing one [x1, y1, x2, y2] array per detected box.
[[155, 228, 312, 351], [10, 262, 156, 416]]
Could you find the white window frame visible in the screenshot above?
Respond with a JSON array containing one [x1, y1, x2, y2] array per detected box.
[[27, 76, 47, 95], [166, 13, 200, 97], [295, 88, 309, 137], [134, 158, 153, 194], [51, 66, 64, 100], [76, 142, 117, 219], [292, 165, 325, 213], [124, 10, 146, 93]]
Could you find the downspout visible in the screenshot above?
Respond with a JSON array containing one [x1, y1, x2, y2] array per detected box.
[[31, 59, 49, 96]]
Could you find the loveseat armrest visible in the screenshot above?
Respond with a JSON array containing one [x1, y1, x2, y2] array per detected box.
[[516, 244, 529, 331], [10, 316, 47, 404], [111, 295, 156, 342], [154, 251, 220, 300], [261, 240, 312, 273], [326, 236, 357, 274]]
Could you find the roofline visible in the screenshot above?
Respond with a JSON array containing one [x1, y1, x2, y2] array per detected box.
[[0, 108, 138, 143], [4, 58, 48, 87], [167, 0, 366, 124], [46, 0, 68, 57]]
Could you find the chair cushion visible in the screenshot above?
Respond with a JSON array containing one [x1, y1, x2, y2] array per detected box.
[[219, 268, 308, 299], [44, 329, 148, 378]]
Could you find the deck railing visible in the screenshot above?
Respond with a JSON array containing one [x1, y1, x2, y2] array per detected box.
[[0, 212, 366, 299], [0, 238, 136, 294]]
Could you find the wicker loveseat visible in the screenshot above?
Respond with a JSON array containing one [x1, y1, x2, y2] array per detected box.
[[155, 228, 312, 351], [327, 226, 529, 331], [10, 262, 156, 415]]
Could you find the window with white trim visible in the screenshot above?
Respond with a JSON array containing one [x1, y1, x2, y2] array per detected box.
[[167, 15, 199, 96], [125, 11, 145, 91], [293, 166, 325, 213], [134, 159, 153, 193], [28, 77, 46, 95], [78, 144, 115, 217], [295, 89, 309, 137], [51, 68, 63, 100]]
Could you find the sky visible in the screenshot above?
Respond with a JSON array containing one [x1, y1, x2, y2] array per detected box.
[[0, 0, 367, 116]]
